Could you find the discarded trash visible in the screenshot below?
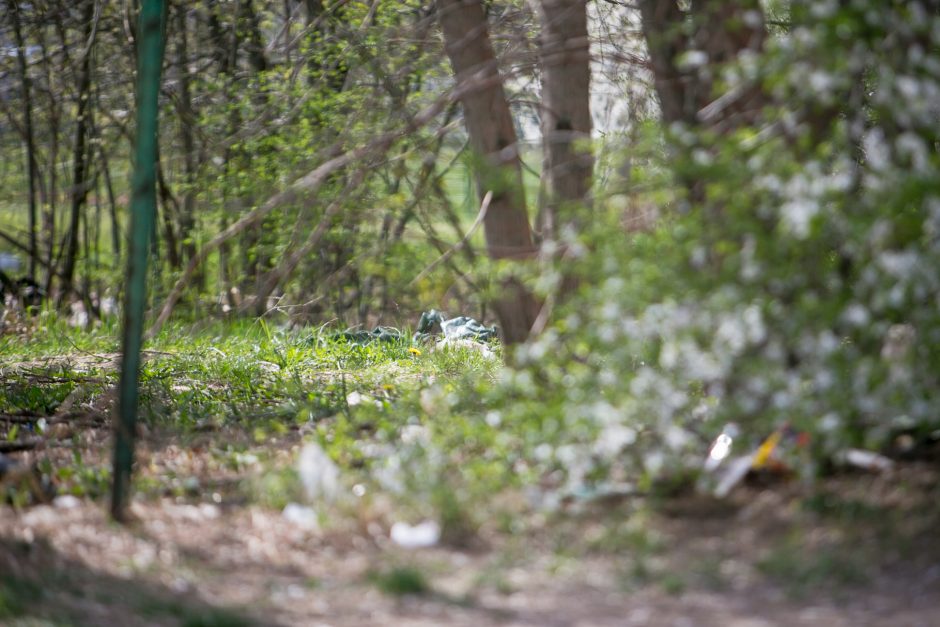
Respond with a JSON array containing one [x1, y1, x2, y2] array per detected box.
[[282, 503, 319, 531], [704, 423, 739, 472], [390, 520, 441, 549], [442, 316, 497, 341], [713, 456, 754, 498], [415, 310, 445, 337], [53, 494, 82, 509], [298, 443, 340, 502], [706, 423, 812, 497], [414, 309, 498, 343], [325, 310, 498, 348], [835, 448, 895, 472]]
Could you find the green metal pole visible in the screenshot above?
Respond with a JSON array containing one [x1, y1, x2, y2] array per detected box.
[[111, 0, 166, 522]]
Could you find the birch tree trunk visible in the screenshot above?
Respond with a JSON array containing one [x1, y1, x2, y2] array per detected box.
[[435, 0, 539, 344]]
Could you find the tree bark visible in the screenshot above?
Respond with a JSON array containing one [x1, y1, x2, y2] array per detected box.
[[638, 0, 766, 131], [435, 0, 539, 344], [174, 3, 199, 271], [638, 0, 767, 209], [690, 0, 767, 131], [9, 0, 39, 281], [637, 0, 697, 128], [61, 0, 97, 299], [207, 0, 238, 294], [156, 154, 182, 269], [36, 28, 59, 292], [535, 0, 593, 238]]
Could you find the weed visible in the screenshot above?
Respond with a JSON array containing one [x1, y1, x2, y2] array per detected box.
[[0, 575, 42, 618], [757, 538, 869, 597], [660, 573, 686, 596], [138, 595, 253, 627], [368, 566, 430, 596], [801, 493, 886, 523], [179, 609, 254, 627]]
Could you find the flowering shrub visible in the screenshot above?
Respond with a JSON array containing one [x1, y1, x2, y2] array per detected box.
[[492, 1, 940, 492]]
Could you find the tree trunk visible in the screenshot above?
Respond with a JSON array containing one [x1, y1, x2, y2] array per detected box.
[[241, 0, 269, 73], [638, 0, 767, 131], [637, 0, 698, 128], [207, 0, 239, 296], [9, 0, 39, 281], [435, 0, 539, 344], [175, 3, 199, 272], [156, 155, 182, 269], [37, 29, 59, 292], [99, 143, 121, 261], [638, 0, 767, 209], [535, 0, 593, 238], [60, 0, 97, 299], [690, 0, 767, 131]]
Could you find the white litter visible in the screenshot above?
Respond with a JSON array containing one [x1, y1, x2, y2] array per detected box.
[[713, 455, 754, 498], [836, 448, 895, 472], [53, 494, 81, 509], [390, 520, 441, 549], [298, 442, 340, 502], [282, 503, 319, 531]]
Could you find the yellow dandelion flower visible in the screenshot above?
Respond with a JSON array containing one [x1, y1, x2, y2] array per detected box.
[[408, 347, 422, 356]]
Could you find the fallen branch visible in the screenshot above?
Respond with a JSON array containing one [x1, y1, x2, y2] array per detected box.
[[409, 191, 492, 288], [0, 437, 46, 453], [0, 409, 104, 426], [0, 371, 111, 385]]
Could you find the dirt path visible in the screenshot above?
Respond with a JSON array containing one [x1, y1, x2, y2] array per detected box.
[[3, 467, 939, 626]]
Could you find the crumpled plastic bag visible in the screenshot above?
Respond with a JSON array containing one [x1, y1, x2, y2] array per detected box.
[[320, 310, 498, 347], [414, 309, 498, 343]]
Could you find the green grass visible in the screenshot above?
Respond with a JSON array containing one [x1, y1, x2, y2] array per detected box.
[[0, 575, 44, 620], [137, 596, 253, 627], [1, 314, 503, 512], [757, 536, 869, 597], [368, 566, 430, 596]]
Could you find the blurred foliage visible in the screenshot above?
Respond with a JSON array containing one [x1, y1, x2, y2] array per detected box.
[[466, 0, 940, 495], [2, 0, 938, 524]]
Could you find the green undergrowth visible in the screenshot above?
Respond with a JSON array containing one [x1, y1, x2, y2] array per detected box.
[[4, 314, 936, 599], [1, 315, 506, 525]]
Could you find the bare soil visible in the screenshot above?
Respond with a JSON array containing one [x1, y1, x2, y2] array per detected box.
[[2, 460, 939, 626], [2, 353, 939, 626]]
